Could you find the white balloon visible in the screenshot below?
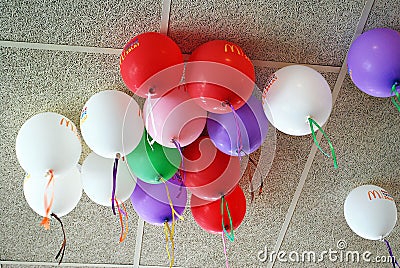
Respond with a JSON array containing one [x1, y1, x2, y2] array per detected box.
[[80, 90, 144, 158], [81, 152, 136, 206], [262, 65, 332, 136], [23, 167, 82, 217], [344, 185, 397, 240], [16, 112, 82, 177]]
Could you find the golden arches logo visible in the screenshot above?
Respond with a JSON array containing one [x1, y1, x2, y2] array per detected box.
[[224, 43, 251, 62], [60, 117, 75, 131], [367, 189, 394, 201], [60, 117, 81, 141]]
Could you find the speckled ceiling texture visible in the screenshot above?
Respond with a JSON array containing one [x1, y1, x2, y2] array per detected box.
[[0, 0, 399, 268]]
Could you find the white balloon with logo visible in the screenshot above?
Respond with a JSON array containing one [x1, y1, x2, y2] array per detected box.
[[24, 167, 82, 217], [80, 90, 144, 158], [16, 112, 82, 177], [344, 184, 397, 240], [81, 152, 136, 206], [262, 65, 332, 136]]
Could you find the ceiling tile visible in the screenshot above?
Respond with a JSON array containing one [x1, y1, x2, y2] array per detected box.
[[0, 47, 138, 264], [364, 0, 400, 32], [275, 77, 400, 267], [1, 0, 161, 48], [169, 0, 365, 66]]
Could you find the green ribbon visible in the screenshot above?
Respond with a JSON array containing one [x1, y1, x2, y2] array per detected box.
[[220, 196, 235, 242], [308, 117, 338, 169], [391, 82, 400, 112]]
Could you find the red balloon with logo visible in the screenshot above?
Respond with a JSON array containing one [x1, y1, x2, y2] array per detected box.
[[182, 136, 241, 201], [191, 185, 246, 234], [185, 40, 255, 113], [120, 32, 184, 98]]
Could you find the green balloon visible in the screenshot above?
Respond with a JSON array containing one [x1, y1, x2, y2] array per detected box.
[[127, 131, 181, 184]]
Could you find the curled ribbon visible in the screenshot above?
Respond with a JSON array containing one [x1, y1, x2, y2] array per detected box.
[[41, 170, 55, 230], [51, 213, 66, 265], [115, 199, 128, 242], [161, 178, 184, 268], [391, 82, 400, 112], [220, 196, 235, 242], [308, 117, 338, 169]]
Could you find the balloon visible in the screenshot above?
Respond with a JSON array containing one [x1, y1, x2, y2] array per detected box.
[[16, 112, 82, 177], [207, 95, 269, 156], [347, 28, 400, 98], [191, 185, 246, 234], [262, 65, 332, 136], [183, 136, 241, 201], [24, 167, 82, 217], [344, 185, 397, 240], [130, 178, 187, 225], [126, 131, 181, 184], [80, 90, 144, 158], [120, 32, 184, 98], [185, 40, 255, 113], [143, 87, 207, 148], [81, 152, 136, 206]]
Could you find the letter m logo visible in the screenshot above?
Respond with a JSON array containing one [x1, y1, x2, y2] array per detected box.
[[60, 118, 75, 131], [224, 43, 242, 55], [368, 190, 382, 200]]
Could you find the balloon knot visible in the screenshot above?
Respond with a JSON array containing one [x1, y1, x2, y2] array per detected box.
[[40, 217, 51, 230]]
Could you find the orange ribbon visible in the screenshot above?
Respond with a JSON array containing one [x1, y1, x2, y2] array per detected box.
[[40, 170, 54, 230]]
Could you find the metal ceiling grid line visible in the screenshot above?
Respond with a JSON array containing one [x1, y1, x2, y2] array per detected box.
[[0, 41, 122, 55], [139, 265, 182, 268], [0, 260, 133, 267], [160, 0, 172, 35], [251, 60, 341, 73], [133, 218, 145, 268], [0, 41, 341, 73], [267, 1, 376, 267]]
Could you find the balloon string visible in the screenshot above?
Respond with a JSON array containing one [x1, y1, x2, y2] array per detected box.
[[41, 170, 54, 230], [308, 117, 338, 169], [221, 232, 230, 268], [161, 178, 184, 222], [173, 172, 183, 199], [220, 196, 235, 242], [50, 213, 66, 265], [241, 151, 264, 202], [383, 239, 400, 268], [172, 139, 186, 184], [228, 103, 243, 159], [111, 155, 119, 215], [391, 82, 400, 112], [163, 221, 175, 268], [115, 199, 128, 242], [146, 92, 157, 150]]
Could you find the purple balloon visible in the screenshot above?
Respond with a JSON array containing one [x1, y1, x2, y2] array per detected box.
[[207, 95, 269, 156], [130, 177, 187, 226], [347, 28, 400, 98]]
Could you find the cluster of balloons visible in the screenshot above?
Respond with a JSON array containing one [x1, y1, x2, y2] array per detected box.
[[347, 28, 400, 110], [18, 28, 400, 266], [119, 33, 258, 234], [16, 112, 83, 225], [16, 112, 83, 263]]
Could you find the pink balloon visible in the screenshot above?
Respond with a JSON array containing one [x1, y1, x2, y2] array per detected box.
[[143, 87, 207, 148]]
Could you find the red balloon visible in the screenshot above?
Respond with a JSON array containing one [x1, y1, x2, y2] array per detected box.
[[185, 40, 255, 113], [120, 32, 184, 98], [191, 185, 246, 234], [183, 136, 241, 201]]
